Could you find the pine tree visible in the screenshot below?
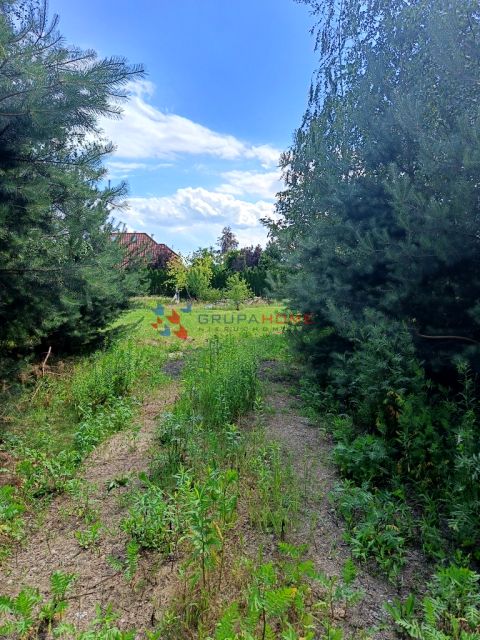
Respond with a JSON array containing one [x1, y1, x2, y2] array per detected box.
[[0, 0, 144, 372], [274, 0, 480, 383], [217, 226, 239, 255]]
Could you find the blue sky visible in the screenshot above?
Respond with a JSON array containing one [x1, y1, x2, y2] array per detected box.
[[49, 0, 317, 254]]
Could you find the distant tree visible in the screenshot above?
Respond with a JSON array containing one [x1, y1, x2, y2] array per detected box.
[[226, 245, 263, 272], [166, 251, 214, 300], [225, 273, 252, 310], [187, 252, 213, 300], [218, 226, 239, 254], [166, 255, 188, 292]]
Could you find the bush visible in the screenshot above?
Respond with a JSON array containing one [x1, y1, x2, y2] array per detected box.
[[333, 434, 391, 484], [387, 564, 480, 639], [224, 273, 253, 310], [332, 481, 413, 579], [121, 483, 174, 553]]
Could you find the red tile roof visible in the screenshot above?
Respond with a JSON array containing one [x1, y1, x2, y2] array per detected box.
[[112, 232, 178, 268]]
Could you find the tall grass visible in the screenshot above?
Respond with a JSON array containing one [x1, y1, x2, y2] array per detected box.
[[184, 336, 258, 429], [70, 340, 153, 417], [0, 338, 167, 557]]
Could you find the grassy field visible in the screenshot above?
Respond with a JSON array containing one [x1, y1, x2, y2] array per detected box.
[[0, 300, 285, 560], [115, 297, 294, 345], [2, 299, 479, 639]]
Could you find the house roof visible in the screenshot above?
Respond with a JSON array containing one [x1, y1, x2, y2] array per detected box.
[[112, 232, 178, 266]]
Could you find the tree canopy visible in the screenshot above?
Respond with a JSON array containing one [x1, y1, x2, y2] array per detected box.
[[0, 0, 144, 373], [275, 0, 480, 382]]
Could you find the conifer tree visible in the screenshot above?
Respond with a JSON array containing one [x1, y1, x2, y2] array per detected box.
[[0, 0, 144, 369], [274, 0, 480, 382]]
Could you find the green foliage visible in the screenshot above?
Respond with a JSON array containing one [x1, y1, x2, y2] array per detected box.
[[0, 485, 25, 544], [0, 0, 145, 369], [71, 341, 146, 417], [224, 273, 253, 310], [218, 227, 239, 255], [144, 267, 175, 296], [121, 482, 174, 553], [185, 336, 258, 430], [332, 435, 391, 485], [276, 0, 480, 574], [0, 571, 75, 638], [73, 604, 136, 640], [212, 545, 359, 640], [107, 540, 141, 583], [180, 467, 238, 590], [74, 399, 134, 458], [167, 250, 216, 300], [0, 338, 162, 555], [302, 347, 480, 567], [332, 481, 413, 579], [15, 448, 79, 499], [74, 521, 102, 550], [386, 564, 480, 639], [0, 586, 42, 638], [38, 571, 76, 628], [246, 440, 299, 537], [277, 0, 480, 380]]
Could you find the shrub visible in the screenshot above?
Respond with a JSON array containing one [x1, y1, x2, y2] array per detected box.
[[121, 483, 174, 553], [386, 564, 480, 639], [224, 272, 253, 310], [332, 481, 413, 579], [333, 434, 391, 484]]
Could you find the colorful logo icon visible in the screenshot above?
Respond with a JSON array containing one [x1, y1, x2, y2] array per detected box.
[[151, 303, 189, 340]]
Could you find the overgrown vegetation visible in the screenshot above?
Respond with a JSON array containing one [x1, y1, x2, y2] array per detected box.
[[0, 337, 167, 558], [272, 0, 480, 586], [2, 0, 479, 634], [0, 572, 136, 639], [386, 564, 480, 639]]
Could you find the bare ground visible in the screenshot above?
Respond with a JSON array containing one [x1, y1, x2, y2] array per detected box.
[[0, 381, 181, 636], [0, 358, 430, 639], [257, 363, 430, 638]]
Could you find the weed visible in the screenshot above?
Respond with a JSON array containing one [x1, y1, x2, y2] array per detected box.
[[185, 336, 258, 429], [386, 564, 480, 639], [67, 603, 136, 639], [121, 481, 174, 553], [0, 485, 25, 546], [107, 540, 141, 583], [247, 440, 299, 537], [211, 544, 359, 640], [74, 521, 102, 550], [64, 479, 99, 523], [331, 481, 413, 579], [0, 571, 76, 638], [74, 398, 134, 458]]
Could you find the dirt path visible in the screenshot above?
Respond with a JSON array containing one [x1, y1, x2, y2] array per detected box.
[[259, 364, 429, 639], [0, 380, 181, 635]]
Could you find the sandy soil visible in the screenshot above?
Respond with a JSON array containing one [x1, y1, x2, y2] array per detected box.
[[0, 382, 181, 636], [257, 362, 430, 639]]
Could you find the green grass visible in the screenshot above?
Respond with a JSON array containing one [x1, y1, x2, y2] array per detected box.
[[114, 297, 294, 346], [0, 300, 283, 560]]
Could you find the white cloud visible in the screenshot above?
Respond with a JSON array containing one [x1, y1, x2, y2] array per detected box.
[[106, 160, 173, 179], [101, 81, 281, 167], [217, 169, 282, 200], [125, 187, 274, 228], [111, 186, 278, 252]]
